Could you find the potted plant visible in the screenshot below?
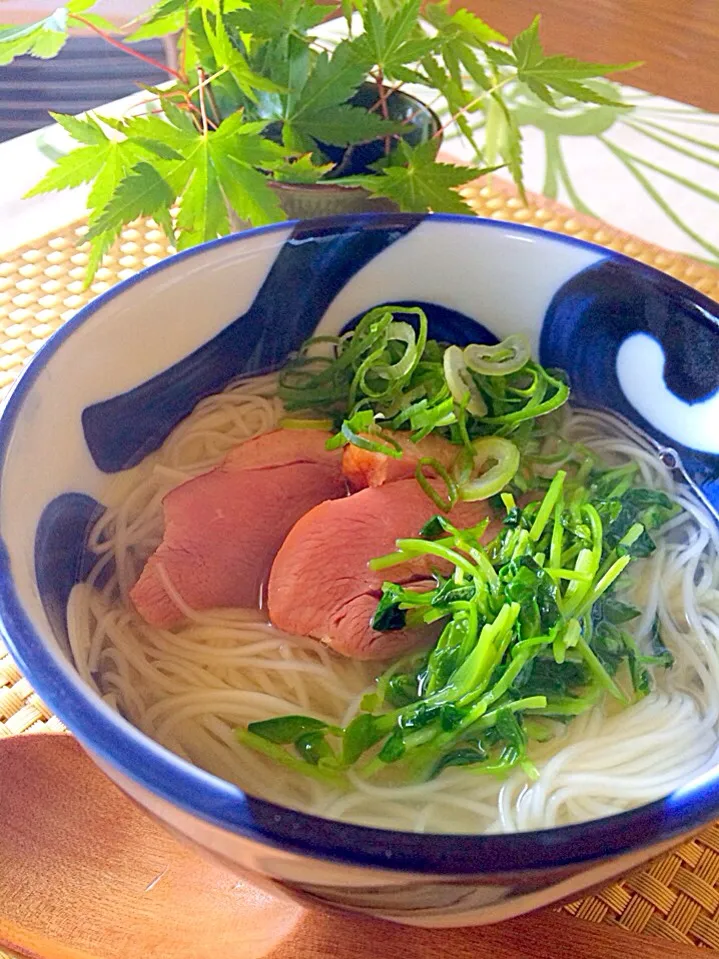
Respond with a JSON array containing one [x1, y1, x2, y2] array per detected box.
[[0, 0, 636, 281]]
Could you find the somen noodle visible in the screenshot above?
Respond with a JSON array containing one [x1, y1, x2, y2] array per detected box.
[[66, 372, 719, 833]]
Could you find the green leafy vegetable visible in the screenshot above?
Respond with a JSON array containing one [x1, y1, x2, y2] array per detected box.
[[237, 454, 678, 786], [248, 715, 330, 743]]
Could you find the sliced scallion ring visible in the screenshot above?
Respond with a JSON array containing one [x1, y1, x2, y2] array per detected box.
[[415, 457, 458, 512], [376, 321, 418, 382], [443, 345, 488, 417], [457, 437, 520, 501], [464, 334, 531, 377]]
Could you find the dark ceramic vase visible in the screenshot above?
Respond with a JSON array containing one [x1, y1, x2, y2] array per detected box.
[[259, 82, 442, 222]]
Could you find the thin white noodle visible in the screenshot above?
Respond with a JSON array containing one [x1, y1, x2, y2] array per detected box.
[[66, 376, 719, 833]]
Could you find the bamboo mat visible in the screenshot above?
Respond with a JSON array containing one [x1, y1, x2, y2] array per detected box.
[[2, 183, 719, 956]]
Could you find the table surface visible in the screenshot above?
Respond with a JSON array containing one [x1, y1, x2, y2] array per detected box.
[[463, 0, 719, 114]]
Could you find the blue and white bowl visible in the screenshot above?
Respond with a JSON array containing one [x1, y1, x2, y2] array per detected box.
[[1, 213, 718, 927]]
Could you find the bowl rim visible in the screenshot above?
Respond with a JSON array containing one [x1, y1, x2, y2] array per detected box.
[[2, 211, 719, 876]]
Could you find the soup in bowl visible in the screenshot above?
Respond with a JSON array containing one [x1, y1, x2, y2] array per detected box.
[[1, 213, 718, 927]]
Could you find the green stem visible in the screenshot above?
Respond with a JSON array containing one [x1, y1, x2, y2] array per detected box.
[[576, 636, 628, 704], [70, 13, 183, 80], [434, 75, 513, 141], [236, 729, 347, 786], [529, 470, 565, 542]]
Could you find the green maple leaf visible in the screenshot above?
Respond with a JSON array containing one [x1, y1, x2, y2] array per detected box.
[[23, 145, 108, 196], [449, 8, 505, 45], [491, 95, 524, 201], [287, 103, 402, 150], [81, 160, 175, 288], [425, 2, 505, 47], [348, 140, 496, 214], [290, 41, 371, 118], [424, 1, 503, 97], [85, 162, 174, 240], [418, 55, 483, 156], [451, 41, 491, 93], [227, 0, 326, 42], [49, 110, 107, 145], [512, 16, 639, 108], [211, 153, 283, 226], [281, 39, 400, 149], [126, 0, 186, 42], [354, 0, 436, 81], [183, 5, 281, 121], [145, 108, 286, 247], [200, 7, 283, 102], [0, 8, 69, 64], [272, 154, 334, 183], [23, 111, 176, 283], [24, 114, 140, 202], [173, 142, 229, 249]]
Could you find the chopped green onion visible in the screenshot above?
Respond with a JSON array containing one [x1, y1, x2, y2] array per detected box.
[[415, 457, 458, 512], [464, 334, 531, 376], [457, 436, 520, 501], [443, 345, 488, 417], [340, 421, 403, 458]]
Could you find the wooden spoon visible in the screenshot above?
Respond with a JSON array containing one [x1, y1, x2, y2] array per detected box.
[[0, 733, 703, 959]]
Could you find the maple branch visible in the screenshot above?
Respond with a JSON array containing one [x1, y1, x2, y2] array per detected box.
[[400, 91, 445, 129], [180, 0, 190, 83], [70, 14, 183, 80], [205, 80, 222, 126], [140, 85, 206, 131], [197, 67, 210, 135], [367, 74, 409, 112], [189, 67, 222, 129], [433, 76, 513, 139], [374, 70, 393, 156]]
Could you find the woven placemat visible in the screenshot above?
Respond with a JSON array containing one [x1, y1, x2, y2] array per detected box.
[[2, 181, 719, 957]]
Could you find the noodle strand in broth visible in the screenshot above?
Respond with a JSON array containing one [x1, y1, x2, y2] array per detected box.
[[67, 375, 719, 833]]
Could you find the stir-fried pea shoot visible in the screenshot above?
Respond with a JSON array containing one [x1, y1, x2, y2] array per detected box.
[[278, 306, 569, 505], [236, 458, 679, 786]]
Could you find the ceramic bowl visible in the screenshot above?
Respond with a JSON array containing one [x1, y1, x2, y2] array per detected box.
[[1, 213, 718, 928]]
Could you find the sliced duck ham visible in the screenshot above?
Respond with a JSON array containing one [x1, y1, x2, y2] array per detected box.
[[267, 478, 498, 660], [341, 432, 458, 491], [130, 429, 346, 628]]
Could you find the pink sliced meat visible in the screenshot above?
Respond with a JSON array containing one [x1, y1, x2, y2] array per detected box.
[[267, 478, 499, 661], [130, 429, 346, 628], [342, 431, 458, 491]]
